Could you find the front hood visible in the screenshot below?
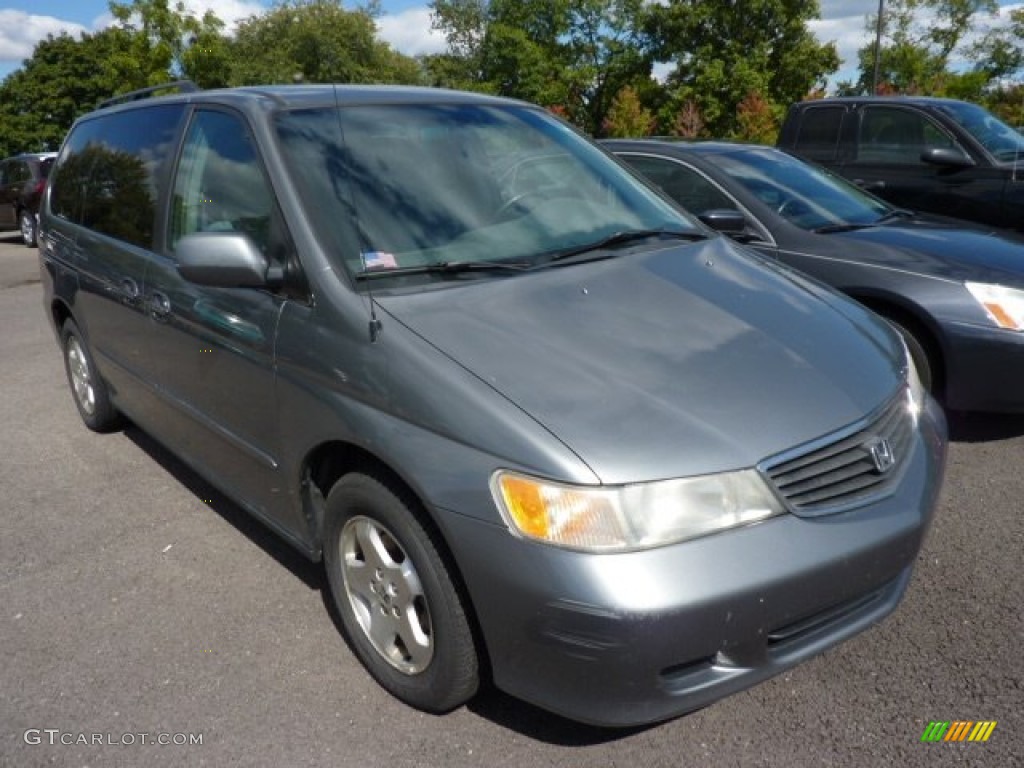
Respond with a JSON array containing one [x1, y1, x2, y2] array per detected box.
[[378, 238, 903, 484], [835, 217, 1024, 285]]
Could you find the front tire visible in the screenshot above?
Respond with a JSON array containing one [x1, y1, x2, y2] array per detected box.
[[61, 319, 122, 432], [323, 473, 479, 713], [19, 209, 37, 247]]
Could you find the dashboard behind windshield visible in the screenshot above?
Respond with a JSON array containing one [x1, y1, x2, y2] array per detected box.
[[275, 104, 692, 285]]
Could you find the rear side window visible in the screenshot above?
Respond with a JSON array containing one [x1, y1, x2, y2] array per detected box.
[[49, 104, 184, 247], [793, 107, 844, 161], [621, 154, 735, 214]]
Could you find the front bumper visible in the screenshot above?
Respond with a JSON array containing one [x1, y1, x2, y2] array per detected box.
[[942, 319, 1024, 412], [437, 398, 946, 727]]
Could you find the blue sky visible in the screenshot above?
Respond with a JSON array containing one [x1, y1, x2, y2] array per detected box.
[[0, 0, 1021, 87]]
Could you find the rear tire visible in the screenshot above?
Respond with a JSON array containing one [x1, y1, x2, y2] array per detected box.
[[61, 319, 122, 432], [19, 209, 37, 247], [323, 473, 479, 713]]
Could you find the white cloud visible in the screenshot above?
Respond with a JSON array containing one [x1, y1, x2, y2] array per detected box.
[[0, 11, 89, 65], [376, 7, 447, 56], [180, 0, 267, 31]]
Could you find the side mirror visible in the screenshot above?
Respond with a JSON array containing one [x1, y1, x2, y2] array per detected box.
[[176, 232, 282, 288], [697, 208, 748, 236], [920, 146, 975, 169]]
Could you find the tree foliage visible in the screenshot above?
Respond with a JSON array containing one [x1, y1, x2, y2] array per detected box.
[[429, 0, 654, 135], [0, 29, 148, 156], [603, 85, 654, 137], [648, 0, 838, 138], [228, 0, 422, 86]]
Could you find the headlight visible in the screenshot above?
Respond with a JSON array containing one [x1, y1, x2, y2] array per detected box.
[[965, 281, 1024, 330], [490, 469, 785, 552]]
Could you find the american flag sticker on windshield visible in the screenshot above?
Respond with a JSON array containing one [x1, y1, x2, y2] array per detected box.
[[362, 251, 398, 270]]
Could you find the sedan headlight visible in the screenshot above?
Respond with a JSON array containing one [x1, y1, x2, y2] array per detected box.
[[491, 469, 785, 552], [965, 281, 1024, 330]]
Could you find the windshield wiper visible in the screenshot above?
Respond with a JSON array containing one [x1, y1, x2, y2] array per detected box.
[[874, 208, 915, 224], [812, 222, 872, 234], [542, 228, 707, 265], [355, 260, 531, 281]]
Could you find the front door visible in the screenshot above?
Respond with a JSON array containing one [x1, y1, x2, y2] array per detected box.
[[141, 107, 294, 520]]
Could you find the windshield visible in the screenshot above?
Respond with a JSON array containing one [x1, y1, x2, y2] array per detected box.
[[274, 104, 694, 284], [935, 101, 1024, 162], [713, 148, 890, 231]]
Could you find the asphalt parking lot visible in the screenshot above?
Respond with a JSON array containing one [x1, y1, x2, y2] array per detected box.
[[2, 233, 1021, 767]]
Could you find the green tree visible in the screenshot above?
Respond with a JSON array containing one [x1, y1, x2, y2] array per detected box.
[[648, 0, 838, 137], [229, 0, 423, 86], [109, 0, 231, 89], [430, 0, 655, 135], [0, 29, 147, 156]]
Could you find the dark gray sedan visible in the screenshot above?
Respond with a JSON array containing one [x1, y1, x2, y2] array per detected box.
[[607, 140, 1024, 413]]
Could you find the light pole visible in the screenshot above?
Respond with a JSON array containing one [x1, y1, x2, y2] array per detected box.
[[872, 0, 884, 94]]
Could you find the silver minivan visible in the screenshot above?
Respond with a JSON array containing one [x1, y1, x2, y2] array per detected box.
[[40, 85, 947, 727]]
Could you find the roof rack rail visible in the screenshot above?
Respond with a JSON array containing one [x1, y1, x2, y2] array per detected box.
[[98, 80, 199, 110]]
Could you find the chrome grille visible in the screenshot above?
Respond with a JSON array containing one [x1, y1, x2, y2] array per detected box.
[[762, 392, 915, 516]]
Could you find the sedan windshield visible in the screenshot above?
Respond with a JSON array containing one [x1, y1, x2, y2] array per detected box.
[[935, 101, 1024, 162], [275, 104, 694, 284], [713, 148, 890, 231]]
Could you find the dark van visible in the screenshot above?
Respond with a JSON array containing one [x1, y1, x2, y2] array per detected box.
[[40, 84, 946, 727], [778, 96, 1024, 232]]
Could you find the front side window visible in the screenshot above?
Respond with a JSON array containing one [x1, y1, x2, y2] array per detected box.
[[274, 104, 693, 286], [934, 101, 1024, 162], [169, 109, 276, 255], [857, 107, 955, 164], [49, 105, 184, 246], [715, 148, 889, 231]]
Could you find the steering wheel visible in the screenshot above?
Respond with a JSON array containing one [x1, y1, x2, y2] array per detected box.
[[777, 198, 809, 218], [492, 190, 548, 222]]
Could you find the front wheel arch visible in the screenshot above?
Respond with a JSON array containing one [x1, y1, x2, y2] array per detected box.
[[856, 298, 945, 400]]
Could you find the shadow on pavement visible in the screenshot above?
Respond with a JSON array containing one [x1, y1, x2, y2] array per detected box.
[[123, 424, 682, 742], [124, 425, 324, 592], [946, 410, 1024, 443]]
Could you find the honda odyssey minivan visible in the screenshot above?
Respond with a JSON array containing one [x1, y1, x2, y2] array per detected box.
[[40, 84, 946, 727]]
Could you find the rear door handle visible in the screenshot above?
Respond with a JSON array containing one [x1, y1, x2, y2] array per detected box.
[[149, 291, 171, 319]]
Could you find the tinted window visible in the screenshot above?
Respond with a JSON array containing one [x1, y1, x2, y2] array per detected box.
[[621, 154, 735, 214], [934, 101, 1024, 162], [49, 105, 184, 247], [794, 107, 844, 161], [169, 110, 276, 254], [857, 107, 954, 164], [714, 148, 889, 231]]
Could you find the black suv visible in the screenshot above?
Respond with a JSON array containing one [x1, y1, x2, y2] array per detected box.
[[778, 97, 1024, 232], [0, 152, 56, 246]]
